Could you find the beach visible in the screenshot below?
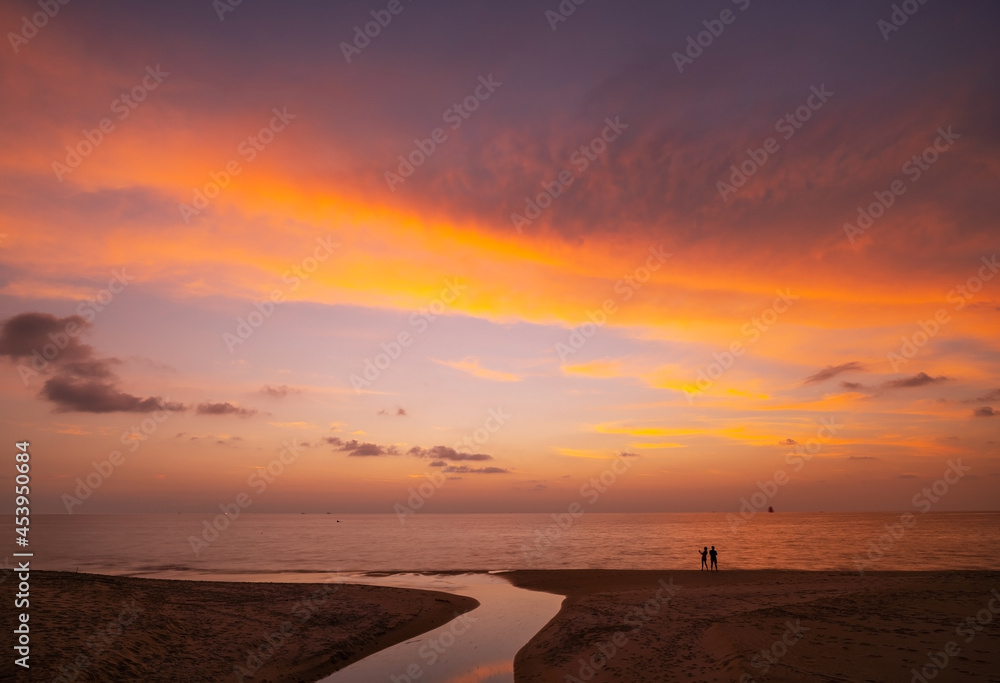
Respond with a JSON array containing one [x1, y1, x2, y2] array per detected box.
[[7, 570, 999, 682], [4, 571, 478, 683], [508, 570, 1000, 682]]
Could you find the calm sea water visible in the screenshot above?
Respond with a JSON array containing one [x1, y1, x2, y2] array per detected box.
[[14, 511, 1000, 577]]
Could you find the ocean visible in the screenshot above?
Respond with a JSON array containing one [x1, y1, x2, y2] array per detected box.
[[14, 511, 1000, 578]]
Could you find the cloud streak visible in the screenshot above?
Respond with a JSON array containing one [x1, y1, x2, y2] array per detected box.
[[803, 362, 865, 384], [965, 389, 1000, 404], [881, 373, 949, 389], [432, 357, 522, 382], [325, 438, 504, 472], [196, 402, 258, 418], [442, 465, 510, 474], [42, 376, 183, 414], [259, 384, 301, 398], [839, 372, 950, 394], [408, 446, 493, 462], [325, 437, 399, 457]]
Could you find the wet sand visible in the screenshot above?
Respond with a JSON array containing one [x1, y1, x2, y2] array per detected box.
[[4, 571, 477, 683], [505, 570, 1000, 682], [7, 570, 1000, 682]]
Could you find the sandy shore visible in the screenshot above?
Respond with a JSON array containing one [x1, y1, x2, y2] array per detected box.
[[506, 570, 1000, 682], [6, 570, 999, 682], [3, 571, 478, 683]]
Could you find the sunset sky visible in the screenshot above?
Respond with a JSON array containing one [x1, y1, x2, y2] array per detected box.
[[1, 0, 998, 514]]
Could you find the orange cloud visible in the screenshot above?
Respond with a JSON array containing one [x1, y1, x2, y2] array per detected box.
[[432, 357, 522, 382]]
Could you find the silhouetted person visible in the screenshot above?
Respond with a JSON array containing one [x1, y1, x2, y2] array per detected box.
[[700, 547, 708, 570], [710, 545, 718, 571]]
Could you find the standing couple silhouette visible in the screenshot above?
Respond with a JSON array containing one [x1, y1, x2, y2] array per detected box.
[[699, 546, 718, 571]]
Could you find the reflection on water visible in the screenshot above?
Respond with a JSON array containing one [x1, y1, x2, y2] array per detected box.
[[317, 573, 563, 683], [23, 511, 1000, 574]]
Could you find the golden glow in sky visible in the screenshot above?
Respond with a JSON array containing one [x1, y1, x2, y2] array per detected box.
[[1, 0, 998, 513]]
